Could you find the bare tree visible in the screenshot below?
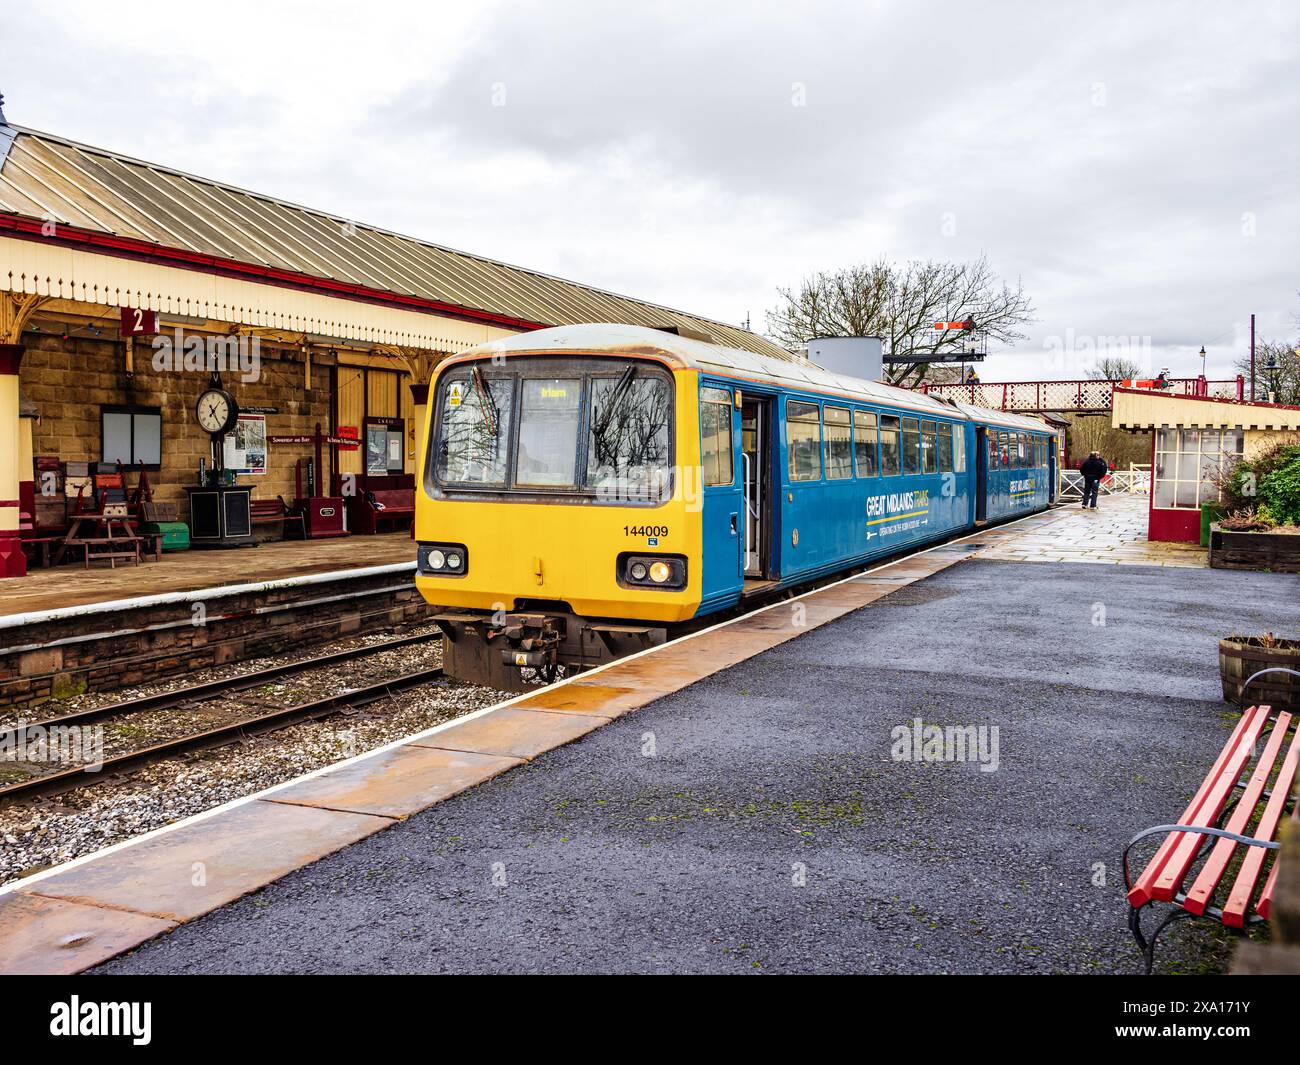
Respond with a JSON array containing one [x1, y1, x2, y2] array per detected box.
[[1085, 356, 1143, 381], [766, 256, 1034, 385], [1234, 337, 1300, 404]]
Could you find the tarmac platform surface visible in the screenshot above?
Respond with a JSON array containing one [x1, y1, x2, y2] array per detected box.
[[92, 555, 1298, 975]]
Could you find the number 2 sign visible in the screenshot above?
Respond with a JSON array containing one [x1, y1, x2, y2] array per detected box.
[[120, 307, 158, 336]]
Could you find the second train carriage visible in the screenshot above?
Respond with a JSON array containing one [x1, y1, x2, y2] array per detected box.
[[416, 324, 1056, 689]]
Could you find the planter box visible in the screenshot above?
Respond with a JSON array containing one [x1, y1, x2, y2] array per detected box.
[[1209, 523, 1300, 573], [1220, 636, 1300, 711]]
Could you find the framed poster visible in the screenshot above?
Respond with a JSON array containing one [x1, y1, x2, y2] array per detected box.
[[223, 413, 267, 475]]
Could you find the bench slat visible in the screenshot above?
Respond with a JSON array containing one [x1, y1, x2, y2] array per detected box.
[[1222, 729, 1300, 927], [1183, 712, 1292, 916], [1127, 705, 1267, 908], [1150, 707, 1273, 903]]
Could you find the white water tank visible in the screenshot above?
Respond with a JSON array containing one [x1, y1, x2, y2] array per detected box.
[[807, 336, 884, 381]]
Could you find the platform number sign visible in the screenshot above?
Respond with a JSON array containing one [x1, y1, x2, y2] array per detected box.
[[120, 307, 158, 336]]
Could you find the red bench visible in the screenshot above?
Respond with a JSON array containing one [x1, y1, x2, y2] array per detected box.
[[250, 497, 306, 541], [1125, 702, 1298, 972], [351, 488, 415, 535]]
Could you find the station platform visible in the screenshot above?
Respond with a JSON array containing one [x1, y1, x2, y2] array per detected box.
[[0, 533, 416, 619], [3, 501, 1291, 974], [0, 534, 421, 709]]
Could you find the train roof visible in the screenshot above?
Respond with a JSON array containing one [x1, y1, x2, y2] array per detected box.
[[461, 324, 1055, 433]]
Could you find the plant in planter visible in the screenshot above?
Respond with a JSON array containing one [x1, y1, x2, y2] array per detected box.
[[1220, 632, 1300, 711], [1209, 443, 1300, 570]]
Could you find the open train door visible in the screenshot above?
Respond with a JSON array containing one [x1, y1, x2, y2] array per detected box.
[[741, 394, 775, 582], [975, 425, 988, 523]]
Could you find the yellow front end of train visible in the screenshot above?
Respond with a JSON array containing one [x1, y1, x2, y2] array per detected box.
[[414, 352, 704, 627]]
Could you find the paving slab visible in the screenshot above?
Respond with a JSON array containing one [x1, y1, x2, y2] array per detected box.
[[413, 706, 609, 761], [0, 892, 177, 975], [26, 800, 389, 922], [267, 745, 522, 820]]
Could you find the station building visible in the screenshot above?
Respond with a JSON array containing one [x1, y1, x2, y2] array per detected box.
[[0, 107, 788, 577], [1112, 386, 1300, 542]]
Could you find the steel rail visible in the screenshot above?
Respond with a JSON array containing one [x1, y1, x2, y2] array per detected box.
[[0, 666, 447, 803], [0, 630, 441, 747]]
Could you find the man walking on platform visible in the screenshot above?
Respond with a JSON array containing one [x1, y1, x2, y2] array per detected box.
[[1080, 450, 1107, 509]]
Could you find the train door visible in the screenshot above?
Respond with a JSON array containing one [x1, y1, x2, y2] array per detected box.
[[975, 425, 989, 523], [699, 384, 745, 610], [741, 395, 774, 581]]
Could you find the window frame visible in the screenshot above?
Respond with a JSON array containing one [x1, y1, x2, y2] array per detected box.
[[786, 399, 824, 482], [853, 409, 879, 478], [824, 405, 854, 480], [901, 417, 922, 476], [100, 404, 162, 471], [879, 414, 902, 477], [700, 385, 735, 488]]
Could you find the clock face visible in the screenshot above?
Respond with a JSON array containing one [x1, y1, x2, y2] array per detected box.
[[197, 389, 235, 434]]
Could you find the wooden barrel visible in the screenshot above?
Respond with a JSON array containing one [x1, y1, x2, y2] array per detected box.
[[1220, 638, 1300, 710]]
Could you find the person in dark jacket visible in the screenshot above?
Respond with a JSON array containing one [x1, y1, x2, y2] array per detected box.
[[1080, 451, 1108, 509]]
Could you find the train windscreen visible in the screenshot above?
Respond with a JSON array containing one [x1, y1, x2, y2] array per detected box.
[[430, 358, 674, 503]]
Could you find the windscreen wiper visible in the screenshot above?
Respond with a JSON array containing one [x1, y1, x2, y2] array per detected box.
[[593, 365, 637, 439], [472, 366, 500, 438]]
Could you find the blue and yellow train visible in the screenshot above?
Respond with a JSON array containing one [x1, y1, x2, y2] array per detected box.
[[416, 324, 1057, 689]]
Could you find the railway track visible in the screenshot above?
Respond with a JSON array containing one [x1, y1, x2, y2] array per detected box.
[[0, 632, 450, 804]]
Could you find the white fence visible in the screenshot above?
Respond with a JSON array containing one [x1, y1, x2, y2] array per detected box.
[[1058, 464, 1150, 500]]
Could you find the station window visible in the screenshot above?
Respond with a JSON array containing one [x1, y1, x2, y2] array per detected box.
[[901, 417, 921, 475], [824, 406, 853, 479], [921, 419, 938, 474], [787, 400, 822, 481], [1153, 428, 1244, 509], [854, 410, 879, 477], [937, 423, 953, 473], [101, 405, 161, 469], [516, 378, 582, 487], [879, 415, 901, 476], [952, 424, 966, 473], [699, 386, 734, 487]]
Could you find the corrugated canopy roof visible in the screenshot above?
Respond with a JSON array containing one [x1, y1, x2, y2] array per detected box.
[[0, 124, 790, 359]]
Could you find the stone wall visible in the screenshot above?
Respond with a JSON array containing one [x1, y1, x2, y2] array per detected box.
[[20, 332, 338, 516], [0, 570, 431, 709]]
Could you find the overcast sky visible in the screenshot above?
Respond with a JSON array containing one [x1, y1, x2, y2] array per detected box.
[[4, 0, 1297, 378]]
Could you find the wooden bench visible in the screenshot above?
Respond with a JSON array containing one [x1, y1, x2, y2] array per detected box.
[[250, 496, 306, 541], [1124, 702, 1299, 972], [351, 488, 415, 534]]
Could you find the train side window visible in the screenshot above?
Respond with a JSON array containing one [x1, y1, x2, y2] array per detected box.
[[879, 415, 901, 476], [824, 406, 853, 479], [921, 419, 938, 474], [1008, 432, 1019, 468], [952, 424, 966, 473], [998, 431, 1010, 468], [988, 433, 1000, 469], [786, 400, 822, 481], [937, 423, 953, 473], [854, 410, 878, 477], [700, 386, 735, 487], [901, 417, 921, 475], [1017, 434, 1028, 468]]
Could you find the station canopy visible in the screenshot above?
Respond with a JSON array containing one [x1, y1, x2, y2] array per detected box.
[[0, 123, 790, 358]]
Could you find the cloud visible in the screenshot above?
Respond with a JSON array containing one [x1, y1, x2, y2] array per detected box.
[[2, 0, 1298, 378]]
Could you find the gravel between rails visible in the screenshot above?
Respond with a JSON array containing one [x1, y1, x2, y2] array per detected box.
[[0, 627, 510, 886]]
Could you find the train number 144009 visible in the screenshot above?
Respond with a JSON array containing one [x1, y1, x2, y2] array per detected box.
[[624, 525, 668, 538]]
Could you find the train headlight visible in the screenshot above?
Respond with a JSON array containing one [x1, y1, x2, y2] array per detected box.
[[419, 543, 468, 576], [619, 554, 687, 590]]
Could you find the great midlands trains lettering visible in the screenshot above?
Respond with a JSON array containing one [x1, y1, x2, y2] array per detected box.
[[866, 489, 931, 537]]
